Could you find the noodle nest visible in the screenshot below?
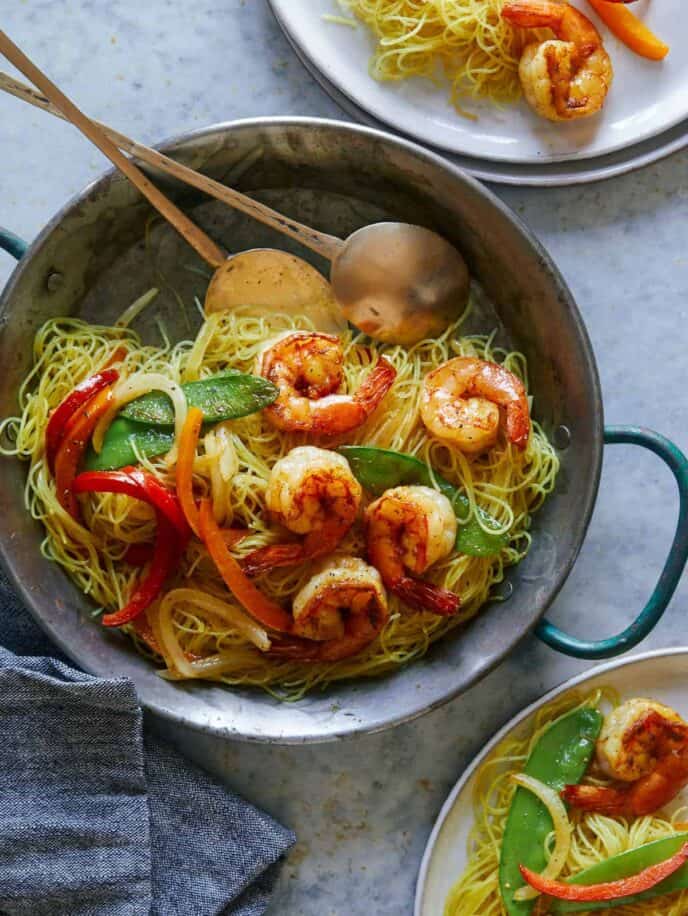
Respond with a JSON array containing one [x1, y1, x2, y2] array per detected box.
[[333, 0, 542, 113], [445, 688, 688, 915], [1, 300, 558, 699]]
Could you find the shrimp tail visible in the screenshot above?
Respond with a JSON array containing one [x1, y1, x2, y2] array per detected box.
[[268, 635, 322, 661], [561, 784, 630, 815], [506, 403, 530, 450], [354, 357, 397, 417], [393, 576, 460, 616], [269, 631, 380, 663], [242, 543, 307, 577], [501, 0, 564, 29]]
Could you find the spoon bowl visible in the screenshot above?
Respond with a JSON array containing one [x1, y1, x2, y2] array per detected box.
[[331, 223, 470, 346], [204, 249, 347, 335]]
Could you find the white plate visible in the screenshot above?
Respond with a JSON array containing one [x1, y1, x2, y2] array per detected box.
[[415, 648, 688, 916], [271, 0, 686, 166], [272, 7, 688, 186]]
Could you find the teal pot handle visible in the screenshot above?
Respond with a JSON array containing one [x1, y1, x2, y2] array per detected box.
[[0, 228, 28, 261], [536, 426, 688, 659]]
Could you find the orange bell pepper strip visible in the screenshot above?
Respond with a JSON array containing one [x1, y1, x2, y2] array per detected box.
[[519, 841, 688, 901], [587, 0, 669, 60], [53, 385, 117, 519], [103, 345, 128, 368], [198, 498, 293, 633], [123, 523, 245, 569], [176, 406, 204, 537]]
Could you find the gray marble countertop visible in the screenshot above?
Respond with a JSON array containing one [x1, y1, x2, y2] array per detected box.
[[1, 3, 687, 914]]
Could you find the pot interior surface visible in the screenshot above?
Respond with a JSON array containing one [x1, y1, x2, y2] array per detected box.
[[0, 121, 601, 742]]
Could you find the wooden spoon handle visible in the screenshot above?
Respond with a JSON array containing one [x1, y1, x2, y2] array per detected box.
[[0, 33, 226, 269], [0, 71, 345, 263]]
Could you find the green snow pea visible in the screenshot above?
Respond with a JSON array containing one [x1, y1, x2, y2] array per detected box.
[[86, 371, 278, 470], [498, 706, 603, 915], [120, 371, 278, 426], [551, 833, 688, 912], [337, 445, 508, 557], [85, 418, 174, 471]]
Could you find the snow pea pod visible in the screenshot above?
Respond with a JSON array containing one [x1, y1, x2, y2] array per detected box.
[[120, 371, 278, 426], [86, 372, 278, 470], [551, 833, 688, 912], [499, 706, 603, 915], [337, 445, 508, 557], [85, 418, 174, 471]]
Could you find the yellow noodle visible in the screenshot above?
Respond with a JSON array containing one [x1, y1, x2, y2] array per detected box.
[[445, 688, 688, 915], [335, 0, 544, 112], [1, 300, 558, 699]]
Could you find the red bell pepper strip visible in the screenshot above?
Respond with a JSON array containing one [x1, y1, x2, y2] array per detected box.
[[45, 369, 119, 472], [124, 543, 155, 567], [72, 467, 191, 626], [519, 842, 688, 901], [102, 511, 177, 627], [198, 498, 293, 633], [54, 386, 117, 519], [73, 467, 190, 545]]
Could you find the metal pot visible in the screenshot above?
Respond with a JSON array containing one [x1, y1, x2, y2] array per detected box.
[[1, 118, 687, 743]]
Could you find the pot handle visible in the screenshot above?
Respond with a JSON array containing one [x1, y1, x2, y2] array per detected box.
[[536, 426, 688, 660], [0, 228, 28, 261]]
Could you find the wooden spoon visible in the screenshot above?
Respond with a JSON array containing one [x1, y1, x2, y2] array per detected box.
[[0, 50, 343, 333], [0, 43, 470, 345]]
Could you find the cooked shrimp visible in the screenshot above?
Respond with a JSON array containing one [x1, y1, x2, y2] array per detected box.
[[269, 557, 389, 662], [420, 356, 530, 454], [502, 0, 613, 122], [242, 446, 362, 576], [563, 699, 688, 816], [257, 331, 396, 434], [364, 485, 459, 616]]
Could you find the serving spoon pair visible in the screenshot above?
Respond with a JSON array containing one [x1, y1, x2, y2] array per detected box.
[[0, 31, 469, 347]]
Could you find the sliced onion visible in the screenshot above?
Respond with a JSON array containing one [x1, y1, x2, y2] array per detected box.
[[215, 423, 238, 482], [158, 647, 264, 680], [210, 465, 229, 523], [115, 287, 159, 328], [204, 423, 238, 524], [183, 313, 220, 382], [91, 372, 187, 462], [158, 587, 270, 678], [511, 773, 572, 901]]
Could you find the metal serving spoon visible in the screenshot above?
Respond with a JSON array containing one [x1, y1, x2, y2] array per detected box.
[[0, 36, 469, 346]]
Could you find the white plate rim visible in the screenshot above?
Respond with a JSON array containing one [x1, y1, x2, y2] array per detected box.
[[269, 0, 688, 186], [414, 646, 688, 916]]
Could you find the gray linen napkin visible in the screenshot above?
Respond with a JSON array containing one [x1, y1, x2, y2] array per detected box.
[[0, 570, 294, 916]]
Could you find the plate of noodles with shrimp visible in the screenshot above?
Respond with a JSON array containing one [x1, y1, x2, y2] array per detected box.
[[416, 648, 688, 916], [269, 0, 686, 165], [0, 277, 559, 701]]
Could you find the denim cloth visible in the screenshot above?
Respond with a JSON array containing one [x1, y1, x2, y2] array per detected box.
[[0, 570, 294, 916]]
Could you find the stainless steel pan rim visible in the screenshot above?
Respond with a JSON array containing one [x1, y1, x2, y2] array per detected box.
[[1, 117, 684, 744]]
